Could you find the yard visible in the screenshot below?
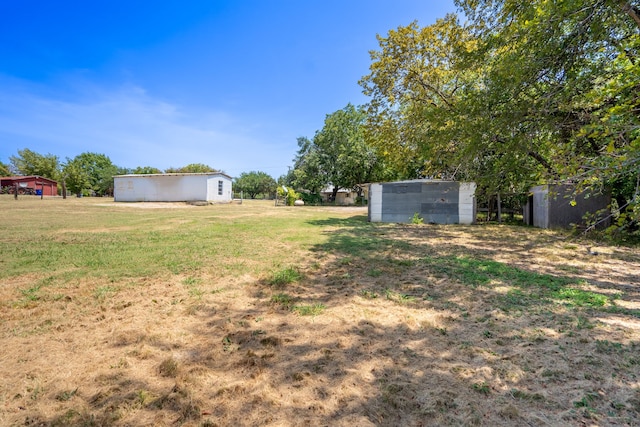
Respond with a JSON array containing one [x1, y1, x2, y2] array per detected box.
[[1, 196, 639, 426]]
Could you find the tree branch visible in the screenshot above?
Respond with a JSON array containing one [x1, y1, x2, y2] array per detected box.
[[527, 150, 558, 177], [621, 1, 640, 28]]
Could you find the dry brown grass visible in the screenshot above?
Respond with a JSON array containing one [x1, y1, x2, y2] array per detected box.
[[1, 197, 639, 426]]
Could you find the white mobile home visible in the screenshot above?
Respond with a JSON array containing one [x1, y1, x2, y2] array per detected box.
[[114, 173, 233, 203]]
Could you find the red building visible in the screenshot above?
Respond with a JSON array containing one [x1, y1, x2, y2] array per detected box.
[[1, 176, 58, 196]]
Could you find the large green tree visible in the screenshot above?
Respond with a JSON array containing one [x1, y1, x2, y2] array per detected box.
[[9, 148, 61, 180], [71, 152, 119, 196], [0, 161, 10, 177], [289, 136, 328, 196], [165, 163, 218, 173], [360, 15, 477, 181], [233, 171, 277, 199], [62, 157, 91, 196], [132, 166, 163, 174], [299, 104, 385, 201]]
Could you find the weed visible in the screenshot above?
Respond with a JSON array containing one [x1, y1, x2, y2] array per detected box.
[[110, 358, 129, 369], [158, 357, 179, 377], [391, 258, 414, 267], [574, 392, 598, 409], [260, 336, 281, 347], [510, 388, 544, 401], [222, 336, 234, 352], [267, 267, 302, 287], [183, 277, 198, 286], [28, 384, 44, 401], [339, 256, 353, 265], [595, 340, 624, 354], [411, 212, 424, 224], [190, 288, 204, 299], [385, 289, 416, 304], [367, 269, 382, 277], [55, 388, 78, 401], [95, 285, 117, 300], [576, 316, 594, 329], [270, 293, 294, 308], [20, 284, 41, 301], [292, 303, 326, 316], [472, 382, 490, 394], [361, 289, 379, 299], [182, 277, 204, 299], [137, 389, 151, 405]]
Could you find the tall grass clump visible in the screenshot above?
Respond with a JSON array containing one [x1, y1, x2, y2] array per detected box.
[[266, 267, 302, 287]]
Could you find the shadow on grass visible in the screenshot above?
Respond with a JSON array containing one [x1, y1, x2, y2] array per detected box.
[[306, 216, 638, 317], [27, 216, 640, 426]]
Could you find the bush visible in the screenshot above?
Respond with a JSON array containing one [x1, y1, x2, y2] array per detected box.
[[300, 193, 323, 205], [277, 187, 301, 206]]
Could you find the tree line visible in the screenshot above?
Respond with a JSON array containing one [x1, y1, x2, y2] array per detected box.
[[1, 148, 277, 200], [0, 149, 220, 197]]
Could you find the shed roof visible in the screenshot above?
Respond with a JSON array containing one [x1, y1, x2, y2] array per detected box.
[[114, 172, 232, 180], [0, 175, 58, 184]]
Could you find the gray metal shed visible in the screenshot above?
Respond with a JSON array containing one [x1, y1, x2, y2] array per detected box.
[[523, 184, 610, 229], [368, 180, 476, 224]]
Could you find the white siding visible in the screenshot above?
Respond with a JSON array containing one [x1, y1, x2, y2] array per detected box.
[[368, 184, 383, 222], [206, 177, 233, 202], [458, 182, 477, 225], [114, 173, 232, 202]]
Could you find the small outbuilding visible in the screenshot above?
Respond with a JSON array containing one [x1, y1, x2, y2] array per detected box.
[[1, 176, 58, 196], [523, 184, 611, 229], [368, 180, 476, 224], [113, 173, 233, 203], [320, 185, 369, 205]]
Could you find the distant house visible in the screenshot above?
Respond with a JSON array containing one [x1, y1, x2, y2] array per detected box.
[[368, 179, 477, 224], [320, 185, 367, 205], [523, 184, 610, 229], [113, 173, 233, 203], [0, 176, 58, 196]]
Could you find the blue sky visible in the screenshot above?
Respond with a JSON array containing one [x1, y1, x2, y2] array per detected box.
[[0, 1, 456, 179]]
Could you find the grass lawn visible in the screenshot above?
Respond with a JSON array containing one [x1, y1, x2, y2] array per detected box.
[[1, 195, 639, 426]]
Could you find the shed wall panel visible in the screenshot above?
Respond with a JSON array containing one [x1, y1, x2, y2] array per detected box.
[[369, 180, 476, 224], [368, 184, 383, 222], [527, 184, 610, 229]]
